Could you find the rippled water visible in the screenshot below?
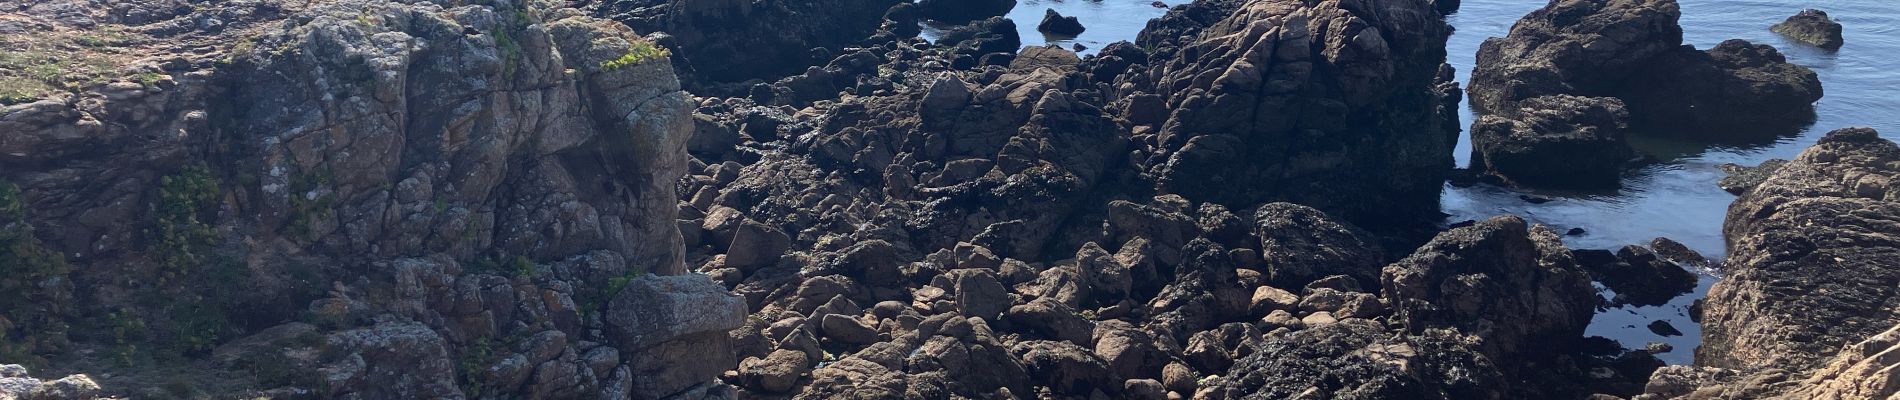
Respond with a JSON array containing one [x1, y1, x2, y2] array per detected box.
[[958, 0, 1900, 364]]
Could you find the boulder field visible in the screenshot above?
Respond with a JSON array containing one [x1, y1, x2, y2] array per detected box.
[[0, 0, 1893, 399]]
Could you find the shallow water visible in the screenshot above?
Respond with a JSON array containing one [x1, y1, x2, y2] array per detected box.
[[957, 0, 1900, 364], [920, 0, 1170, 54]]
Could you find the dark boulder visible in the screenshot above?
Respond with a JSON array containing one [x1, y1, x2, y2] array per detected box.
[[1251, 203, 1384, 289], [1198, 320, 1508, 399], [1571, 245, 1698, 307], [1771, 9, 1844, 49], [1036, 9, 1085, 36], [1383, 216, 1598, 364], [1471, 95, 1634, 188], [1616, 39, 1823, 137]]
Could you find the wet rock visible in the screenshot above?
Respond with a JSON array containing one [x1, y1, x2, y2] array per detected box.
[[1618, 39, 1823, 137], [1471, 95, 1635, 188], [1771, 9, 1844, 49], [1701, 128, 1900, 372], [1572, 245, 1698, 307], [1648, 237, 1710, 270], [1383, 216, 1598, 364], [937, 17, 1022, 56], [1036, 9, 1085, 36], [1649, 320, 1684, 337], [1717, 159, 1789, 195]]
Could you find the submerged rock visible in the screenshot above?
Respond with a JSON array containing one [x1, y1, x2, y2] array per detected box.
[[1572, 245, 1698, 307], [1771, 9, 1844, 49]]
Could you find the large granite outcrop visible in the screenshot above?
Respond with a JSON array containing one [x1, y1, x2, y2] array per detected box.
[[1125, 0, 1457, 223], [1634, 128, 1900, 399], [1470, 0, 1821, 139], [0, 0, 743, 398], [1700, 128, 1900, 372]]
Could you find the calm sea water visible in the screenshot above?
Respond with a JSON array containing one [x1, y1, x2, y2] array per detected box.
[[1445, 0, 1900, 363], [955, 0, 1900, 364]]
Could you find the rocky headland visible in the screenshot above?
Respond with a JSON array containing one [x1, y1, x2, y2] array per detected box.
[[0, 0, 1893, 399]]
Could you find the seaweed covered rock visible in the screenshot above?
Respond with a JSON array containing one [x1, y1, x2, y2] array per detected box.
[[1198, 320, 1506, 399], [1771, 9, 1844, 49]]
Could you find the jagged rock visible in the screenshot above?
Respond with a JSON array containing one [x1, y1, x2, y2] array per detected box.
[[1572, 245, 1698, 307], [1701, 128, 1900, 372], [1252, 203, 1384, 289], [1198, 319, 1506, 399], [1036, 9, 1084, 36], [936, 16, 1021, 56], [1648, 237, 1711, 271], [1383, 216, 1598, 364], [1133, 0, 1456, 223], [1771, 9, 1844, 49], [1717, 159, 1789, 195], [1471, 95, 1634, 188], [916, 0, 1015, 24], [1470, 0, 1821, 138]]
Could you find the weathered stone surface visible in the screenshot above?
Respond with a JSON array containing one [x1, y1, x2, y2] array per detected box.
[[1701, 128, 1900, 372], [1470, 0, 1822, 139], [1198, 319, 1506, 399], [1252, 203, 1384, 288], [1471, 95, 1634, 188], [1771, 9, 1844, 49], [1383, 216, 1598, 363], [1573, 245, 1699, 307], [1129, 0, 1456, 223]]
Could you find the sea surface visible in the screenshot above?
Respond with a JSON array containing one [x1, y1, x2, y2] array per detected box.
[[953, 0, 1900, 364]]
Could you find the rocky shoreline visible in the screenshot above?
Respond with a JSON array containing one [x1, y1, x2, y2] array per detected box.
[[0, 0, 1889, 399]]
